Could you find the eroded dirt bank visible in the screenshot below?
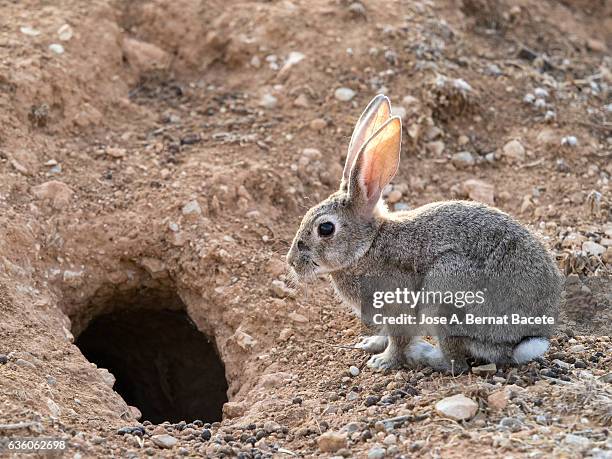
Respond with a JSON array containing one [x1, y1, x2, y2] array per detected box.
[[0, 0, 610, 457]]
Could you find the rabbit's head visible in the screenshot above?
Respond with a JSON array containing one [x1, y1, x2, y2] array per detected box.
[[287, 95, 402, 281]]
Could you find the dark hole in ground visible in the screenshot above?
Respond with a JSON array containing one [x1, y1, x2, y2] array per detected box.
[[75, 308, 228, 424]]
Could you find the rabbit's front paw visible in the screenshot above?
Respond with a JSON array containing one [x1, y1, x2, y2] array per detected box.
[[355, 335, 388, 354], [367, 348, 403, 370]]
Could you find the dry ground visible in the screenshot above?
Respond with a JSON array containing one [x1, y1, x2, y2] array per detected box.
[[0, 0, 610, 457]]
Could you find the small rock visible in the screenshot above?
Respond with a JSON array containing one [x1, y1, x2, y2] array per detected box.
[[451, 151, 475, 169], [561, 136, 578, 147], [232, 330, 256, 350], [97, 368, 116, 388], [263, 420, 281, 433], [49, 43, 64, 54], [201, 429, 212, 441], [223, 401, 247, 418], [16, 358, 36, 370], [293, 94, 309, 108], [523, 93, 535, 104], [0, 355, 7, 364], [151, 434, 177, 449], [317, 431, 346, 453], [334, 87, 356, 102], [570, 344, 586, 353], [435, 394, 478, 421], [349, 366, 360, 377], [365, 395, 380, 407], [348, 2, 367, 18], [498, 417, 523, 432], [259, 94, 278, 109], [383, 434, 396, 445], [574, 360, 587, 369], [367, 446, 386, 459], [182, 200, 202, 216], [32, 180, 74, 209], [57, 24, 73, 41], [140, 257, 167, 279], [501, 139, 526, 163], [288, 312, 308, 323], [472, 363, 496, 376], [582, 241, 605, 257], [564, 434, 590, 450], [462, 179, 495, 205], [386, 190, 402, 204], [485, 64, 502, 76], [487, 389, 509, 411], [310, 118, 327, 131], [534, 87, 549, 98], [47, 398, 61, 418], [426, 140, 445, 155], [62, 270, 84, 287], [20, 26, 41, 36]]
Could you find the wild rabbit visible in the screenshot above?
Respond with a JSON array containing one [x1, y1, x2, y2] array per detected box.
[[287, 95, 563, 373]]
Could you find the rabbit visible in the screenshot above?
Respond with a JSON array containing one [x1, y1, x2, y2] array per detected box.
[[286, 94, 563, 373]]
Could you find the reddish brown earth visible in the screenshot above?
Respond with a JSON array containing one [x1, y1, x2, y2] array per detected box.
[[0, 0, 610, 457]]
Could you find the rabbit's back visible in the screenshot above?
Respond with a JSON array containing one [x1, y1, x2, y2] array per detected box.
[[373, 200, 559, 281]]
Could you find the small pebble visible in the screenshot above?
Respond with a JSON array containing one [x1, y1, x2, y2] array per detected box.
[[49, 43, 65, 54], [334, 87, 356, 102], [259, 94, 278, 109], [561, 136, 578, 147], [349, 366, 360, 377]]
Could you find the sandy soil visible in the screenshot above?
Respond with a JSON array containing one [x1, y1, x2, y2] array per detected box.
[[0, 0, 610, 457]]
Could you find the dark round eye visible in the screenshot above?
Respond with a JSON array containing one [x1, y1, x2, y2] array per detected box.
[[318, 221, 335, 237]]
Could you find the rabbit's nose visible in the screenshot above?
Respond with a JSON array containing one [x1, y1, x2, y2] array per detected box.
[[297, 240, 309, 252]]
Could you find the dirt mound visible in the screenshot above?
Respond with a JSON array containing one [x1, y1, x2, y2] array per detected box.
[[0, 0, 610, 457]]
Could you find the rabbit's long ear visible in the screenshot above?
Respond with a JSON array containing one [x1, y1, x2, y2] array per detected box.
[[340, 95, 391, 190], [347, 116, 402, 215]]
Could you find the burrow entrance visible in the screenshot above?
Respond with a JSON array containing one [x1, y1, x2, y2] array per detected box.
[[74, 292, 228, 424]]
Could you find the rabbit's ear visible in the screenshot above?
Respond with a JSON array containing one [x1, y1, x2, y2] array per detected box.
[[348, 116, 402, 214], [341, 95, 391, 190]]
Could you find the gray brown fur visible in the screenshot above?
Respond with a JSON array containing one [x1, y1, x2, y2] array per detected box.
[[286, 95, 563, 373]]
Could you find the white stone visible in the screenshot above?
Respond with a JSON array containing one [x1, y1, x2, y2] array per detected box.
[[349, 366, 360, 376], [383, 434, 397, 445], [151, 434, 177, 449], [259, 94, 278, 109], [20, 26, 40, 36], [58, 24, 73, 41], [182, 200, 202, 215], [534, 87, 549, 98], [49, 43, 65, 54], [564, 434, 590, 450], [502, 139, 526, 163], [561, 136, 578, 147], [435, 394, 478, 421], [334, 87, 356, 102], [451, 151, 475, 168], [582, 241, 605, 256]]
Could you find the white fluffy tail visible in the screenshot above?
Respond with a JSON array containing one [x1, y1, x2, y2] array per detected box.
[[513, 337, 549, 364]]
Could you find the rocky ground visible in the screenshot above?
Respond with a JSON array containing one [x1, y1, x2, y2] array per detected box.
[[0, 0, 610, 457]]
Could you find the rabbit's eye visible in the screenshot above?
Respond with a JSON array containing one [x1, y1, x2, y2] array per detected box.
[[318, 221, 335, 237]]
